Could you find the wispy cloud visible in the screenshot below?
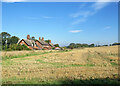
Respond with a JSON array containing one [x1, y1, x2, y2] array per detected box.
[[42, 16, 53, 19], [104, 26, 111, 30], [25, 17, 40, 20], [91, 0, 111, 11], [79, 3, 86, 9], [25, 16, 53, 20], [71, 0, 111, 25], [72, 18, 86, 25], [69, 30, 83, 33], [70, 11, 91, 18], [2, 0, 26, 2]]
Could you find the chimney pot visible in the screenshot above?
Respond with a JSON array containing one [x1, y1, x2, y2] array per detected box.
[[42, 37, 44, 41], [39, 37, 41, 40], [49, 40, 51, 43], [27, 35, 30, 40]]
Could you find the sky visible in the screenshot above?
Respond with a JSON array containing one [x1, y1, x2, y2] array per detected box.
[[2, 1, 118, 46]]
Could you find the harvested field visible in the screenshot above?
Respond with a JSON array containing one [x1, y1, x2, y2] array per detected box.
[[2, 46, 119, 85]]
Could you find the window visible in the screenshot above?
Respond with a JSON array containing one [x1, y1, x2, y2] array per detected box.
[[32, 43, 34, 47]]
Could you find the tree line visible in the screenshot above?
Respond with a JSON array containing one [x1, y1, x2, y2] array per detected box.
[[66, 42, 119, 49], [0, 32, 30, 51], [67, 43, 95, 49], [0, 32, 60, 51], [0, 32, 119, 51]]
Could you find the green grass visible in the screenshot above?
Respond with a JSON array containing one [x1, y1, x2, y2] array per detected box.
[[2, 77, 120, 85], [2, 50, 72, 61], [35, 59, 48, 64], [2, 60, 14, 66], [2, 53, 44, 60], [111, 62, 118, 66], [35, 58, 95, 68]]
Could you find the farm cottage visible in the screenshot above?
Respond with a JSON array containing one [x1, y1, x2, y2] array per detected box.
[[17, 35, 54, 50]]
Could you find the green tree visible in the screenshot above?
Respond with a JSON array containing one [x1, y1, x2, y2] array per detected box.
[[10, 36, 20, 44], [89, 44, 95, 47], [0, 32, 11, 46], [30, 36, 35, 40], [54, 44, 59, 47], [69, 43, 75, 48], [112, 43, 120, 46], [1, 32, 11, 39], [45, 40, 50, 44], [8, 44, 30, 51]]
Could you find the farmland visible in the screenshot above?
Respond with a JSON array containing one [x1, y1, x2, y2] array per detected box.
[[1, 46, 120, 85]]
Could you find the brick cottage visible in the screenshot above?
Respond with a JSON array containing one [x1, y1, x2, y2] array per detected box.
[[17, 35, 54, 50]]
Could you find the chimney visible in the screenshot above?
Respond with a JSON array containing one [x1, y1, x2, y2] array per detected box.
[[42, 37, 44, 41], [27, 35, 30, 40], [39, 37, 41, 40], [49, 40, 51, 43]]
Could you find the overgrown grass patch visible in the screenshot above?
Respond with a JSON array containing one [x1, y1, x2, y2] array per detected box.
[[35, 59, 47, 64], [2, 50, 73, 61], [110, 62, 118, 66], [35, 58, 95, 68], [2, 60, 14, 66]]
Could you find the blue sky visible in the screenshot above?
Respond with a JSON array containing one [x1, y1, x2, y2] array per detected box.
[[2, 2, 118, 46]]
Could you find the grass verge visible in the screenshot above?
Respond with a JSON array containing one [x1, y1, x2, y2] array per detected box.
[[2, 50, 72, 60]]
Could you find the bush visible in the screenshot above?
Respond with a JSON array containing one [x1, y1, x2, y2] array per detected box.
[[54, 44, 59, 47], [9, 44, 17, 50], [7, 48, 12, 51], [52, 47, 55, 50], [42, 49, 45, 50], [16, 44, 23, 50], [4, 44, 30, 51], [69, 46, 73, 49], [63, 47, 67, 49]]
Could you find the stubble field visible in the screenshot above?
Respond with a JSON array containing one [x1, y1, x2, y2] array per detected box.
[[1, 46, 119, 85]]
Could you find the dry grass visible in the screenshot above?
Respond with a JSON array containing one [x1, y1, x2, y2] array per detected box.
[[2, 46, 119, 84]]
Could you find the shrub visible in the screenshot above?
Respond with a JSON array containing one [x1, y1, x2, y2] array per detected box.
[[52, 47, 55, 50], [42, 49, 45, 50], [5, 44, 30, 51], [9, 44, 17, 50], [63, 47, 67, 49], [16, 44, 23, 50], [7, 48, 12, 51], [22, 44, 30, 50]]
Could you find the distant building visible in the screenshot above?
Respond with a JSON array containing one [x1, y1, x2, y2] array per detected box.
[[17, 35, 54, 50], [55, 47, 61, 50], [35, 37, 54, 50], [48, 40, 54, 47]]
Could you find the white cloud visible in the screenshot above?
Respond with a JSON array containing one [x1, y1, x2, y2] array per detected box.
[[70, 11, 91, 18], [69, 30, 83, 33], [91, 0, 110, 11], [72, 18, 86, 25], [104, 26, 111, 29], [2, 0, 26, 2], [42, 16, 53, 19], [70, 1, 111, 25]]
